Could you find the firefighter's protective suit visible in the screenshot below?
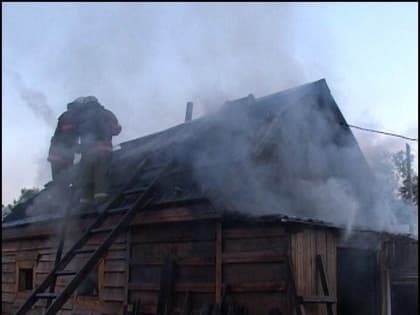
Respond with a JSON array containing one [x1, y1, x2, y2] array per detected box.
[[76, 97, 121, 206], [47, 102, 81, 182]]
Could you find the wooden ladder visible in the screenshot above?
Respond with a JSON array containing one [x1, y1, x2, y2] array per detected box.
[[287, 254, 337, 315], [15, 158, 173, 315]]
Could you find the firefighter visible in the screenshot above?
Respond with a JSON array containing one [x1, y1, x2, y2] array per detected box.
[[47, 101, 82, 183], [76, 96, 121, 209]]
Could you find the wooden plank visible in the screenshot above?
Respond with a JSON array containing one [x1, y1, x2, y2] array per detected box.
[[223, 263, 286, 284], [130, 207, 220, 226], [3, 272, 16, 283], [103, 272, 126, 287], [2, 255, 16, 263], [2, 263, 16, 272], [131, 241, 215, 264], [129, 282, 214, 293], [222, 251, 286, 263], [125, 227, 131, 305], [130, 256, 214, 266], [156, 258, 176, 315], [316, 255, 334, 315], [223, 226, 287, 239], [2, 217, 97, 241], [101, 287, 125, 302], [128, 281, 287, 293], [229, 281, 287, 293], [181, 291, 192, 315], [215, 222, 222, 304], [131, 223, 216, 244], [2, 237, 55, 250], [85, 233, 126, 246], [2, 292, 16, 303], [2, 282, 16, 293], [326, 231, 337, 315], [177, 266, 215, 284], [315, 230, 327, 315], [104, 260, 126, 272], [36, 261, 54, 273], [223, 237, 288, 254], [221, 292, 288, 315], [299, 296, 337, 304], [105, 250, 127, 260], [72, 299, 123, 314]]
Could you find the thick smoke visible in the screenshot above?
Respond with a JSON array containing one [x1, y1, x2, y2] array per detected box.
[[3, 4, 417, 238], [9, 70, 56, 128]]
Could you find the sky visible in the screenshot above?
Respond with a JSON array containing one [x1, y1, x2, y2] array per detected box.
[[2, 2, 418, 205]]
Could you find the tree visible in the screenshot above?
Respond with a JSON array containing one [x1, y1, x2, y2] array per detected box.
[[2, 187, 40, 220], [392, 149, 418, 205]]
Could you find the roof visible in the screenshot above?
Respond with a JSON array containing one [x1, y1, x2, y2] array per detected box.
[[3, 79, 385, 232]]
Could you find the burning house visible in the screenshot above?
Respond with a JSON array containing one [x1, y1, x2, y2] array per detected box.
[[2, 79, 417, 315]]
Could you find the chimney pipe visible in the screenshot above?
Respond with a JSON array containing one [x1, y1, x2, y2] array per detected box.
[[185, 102, 193, 122]]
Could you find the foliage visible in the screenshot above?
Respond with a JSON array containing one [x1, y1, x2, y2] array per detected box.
[[2, 187, 40, 220], [392, 149, 418, 205]]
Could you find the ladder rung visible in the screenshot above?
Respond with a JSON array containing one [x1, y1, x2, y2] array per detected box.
[[90, 227, 114, 234], [299, 296, 337, 304], [108, 205, 131, 214], [55, 270, 76, 276], [74, 248, 95, 255], [36, 293, 57, 299], [123, 187, 148, 195]]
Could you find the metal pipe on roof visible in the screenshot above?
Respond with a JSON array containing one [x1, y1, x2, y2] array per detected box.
[[185, 102, 193, 122]]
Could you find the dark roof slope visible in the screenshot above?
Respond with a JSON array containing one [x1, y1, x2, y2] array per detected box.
[[3, 79, 382, 230]]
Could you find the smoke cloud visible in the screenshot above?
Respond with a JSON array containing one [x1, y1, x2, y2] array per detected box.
[[3, 4, 417, 238], [9, 70, 56, 128]]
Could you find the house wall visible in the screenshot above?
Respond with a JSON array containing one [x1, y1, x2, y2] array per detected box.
[[2, 208, 339, 315], [379, 238, 418, 315], [2, 215, 128, 315]]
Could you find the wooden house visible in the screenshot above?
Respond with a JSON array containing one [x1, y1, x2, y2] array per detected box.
[[2, 79, 417, 315]]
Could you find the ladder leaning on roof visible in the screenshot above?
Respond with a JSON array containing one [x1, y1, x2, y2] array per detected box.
[[15, 157, 174, 315]]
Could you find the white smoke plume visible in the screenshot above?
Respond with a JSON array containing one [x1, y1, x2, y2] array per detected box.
[[9, 70, 56, 128]]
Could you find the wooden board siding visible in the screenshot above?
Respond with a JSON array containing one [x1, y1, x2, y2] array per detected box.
[[2, 223, 126, 315], [291, 228, 337, 315], [128, 221, 292, 314], [3, 206, 341, 315], [128, 221, 216, 314]]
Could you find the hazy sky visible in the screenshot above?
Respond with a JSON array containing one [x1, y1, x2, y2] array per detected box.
[[2, 2, 418, 205]]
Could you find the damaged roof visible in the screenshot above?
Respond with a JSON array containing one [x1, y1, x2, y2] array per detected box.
[[3, 79, 381, 231]]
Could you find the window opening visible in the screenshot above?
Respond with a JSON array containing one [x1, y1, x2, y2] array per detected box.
[[77, 265, 99, 297], [18, 268, 34, 291]]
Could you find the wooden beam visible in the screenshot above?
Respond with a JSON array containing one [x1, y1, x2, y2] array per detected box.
[[130, 207, 220, 226], [222, 251, 286, 264], [128, 281, 286, 293], [215, 222, 222, 304], [125, 227, 131, 306], [298, 296, 337, 303]]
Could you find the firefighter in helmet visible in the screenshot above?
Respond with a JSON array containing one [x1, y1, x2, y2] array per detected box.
[[47, 101, 83, 183], [75, 96, 121, 208]]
